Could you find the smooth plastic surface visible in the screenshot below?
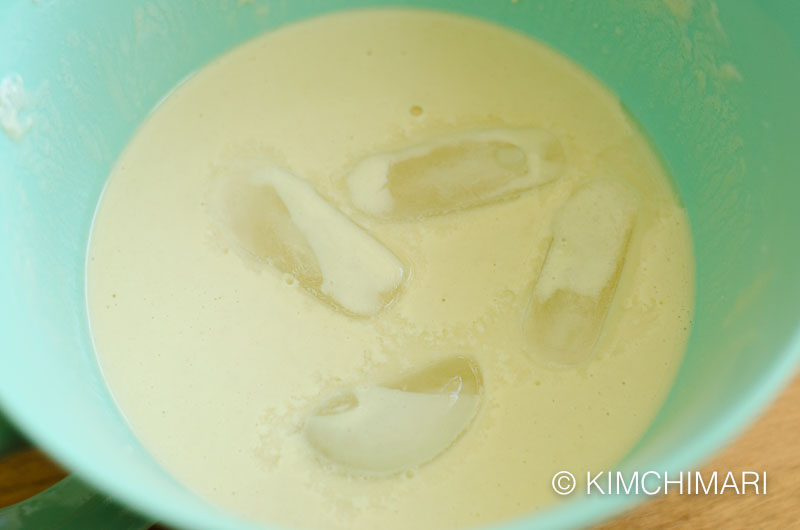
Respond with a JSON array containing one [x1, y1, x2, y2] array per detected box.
[[1, 1, 799, 529]]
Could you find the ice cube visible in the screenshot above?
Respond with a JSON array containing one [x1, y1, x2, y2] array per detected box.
[[523, 179, 638, 366], [346, 127, 566, 220], [305, 357, 481, 475], [214, 163, 405, 316]]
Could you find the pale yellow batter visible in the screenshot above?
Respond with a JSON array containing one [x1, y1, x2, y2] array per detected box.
[[88, 9, 694, 530]]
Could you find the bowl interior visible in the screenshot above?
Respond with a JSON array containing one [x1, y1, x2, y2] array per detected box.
[[1, 1, 799, 528]]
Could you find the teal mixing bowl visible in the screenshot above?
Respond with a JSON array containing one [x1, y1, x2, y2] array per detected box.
[[1, 1, 799, 528]]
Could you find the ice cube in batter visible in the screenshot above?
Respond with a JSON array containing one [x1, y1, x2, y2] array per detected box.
[[523, 179, 638, 367], [214, 162, 405, 316], [304, 356, 481, 475], [346, 127, 565, 220]]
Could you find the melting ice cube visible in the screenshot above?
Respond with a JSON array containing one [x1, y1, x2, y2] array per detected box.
[[304, 356, 482, 476], [215, 163, 405, 316], [346, 127, 566, 220], [523, 179, 639, 367]]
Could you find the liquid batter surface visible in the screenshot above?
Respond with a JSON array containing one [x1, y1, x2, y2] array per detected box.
[[88, 10, 694, 530]]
